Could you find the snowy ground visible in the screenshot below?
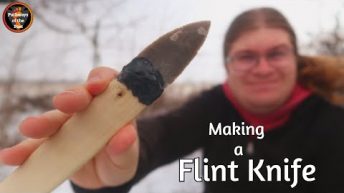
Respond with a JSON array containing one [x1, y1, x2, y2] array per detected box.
[[1, 151, 203, 193]]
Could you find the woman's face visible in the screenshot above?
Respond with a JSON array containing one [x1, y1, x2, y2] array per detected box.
[[226, 28, 297, 114]]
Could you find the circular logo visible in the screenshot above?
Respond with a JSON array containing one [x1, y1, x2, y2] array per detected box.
[[2, 2, 33, 33]]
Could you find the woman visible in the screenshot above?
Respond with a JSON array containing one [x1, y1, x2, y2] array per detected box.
[[1, 7, 344, 193]]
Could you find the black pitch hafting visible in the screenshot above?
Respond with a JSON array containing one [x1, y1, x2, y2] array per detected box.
[[118, 57, 165, 105]]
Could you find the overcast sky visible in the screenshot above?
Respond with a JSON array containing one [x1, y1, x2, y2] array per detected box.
[[1, 0, 343, 84]]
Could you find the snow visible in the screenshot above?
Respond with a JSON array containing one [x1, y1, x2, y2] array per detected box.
[[52, 157, 203, 193]]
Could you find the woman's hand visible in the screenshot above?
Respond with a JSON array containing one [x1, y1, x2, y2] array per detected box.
[[0, 67, 139, 189]]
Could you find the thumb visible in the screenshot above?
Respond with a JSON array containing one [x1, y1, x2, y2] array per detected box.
[[106, 123, 138, 157], [94, 123, 139, 186]]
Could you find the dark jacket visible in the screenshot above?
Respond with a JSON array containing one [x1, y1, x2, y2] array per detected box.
[[72, 85, 344, 193]]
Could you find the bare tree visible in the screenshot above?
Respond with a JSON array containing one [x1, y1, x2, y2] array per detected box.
[[0, 32, 36, 147], [307, 10, 344, 56], [29, 0, 144, 67]]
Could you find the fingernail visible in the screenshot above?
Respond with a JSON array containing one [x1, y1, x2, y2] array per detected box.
[[58, 90, 78, 97], [87, 75, 102, 84], [26, 116, 40, 121], [53, 90, 78, 103]]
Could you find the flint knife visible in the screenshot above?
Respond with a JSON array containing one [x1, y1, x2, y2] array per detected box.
[[0, 21, 210, 193]]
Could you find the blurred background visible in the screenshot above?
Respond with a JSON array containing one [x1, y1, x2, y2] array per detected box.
[[0, 0, 343, 192]]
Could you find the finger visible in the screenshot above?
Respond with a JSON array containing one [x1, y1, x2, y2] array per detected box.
[[0, 139, 45, 166], [106, 123, 137, 156], [86, 67, 118, 96], [53, 86, 92, 114], [71, 124, 138, 188], [19, 110, 71, 139], [70, 160, 104, 189], [94, 124, 139, 186]]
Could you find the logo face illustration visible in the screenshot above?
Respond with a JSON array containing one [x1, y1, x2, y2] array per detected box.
[[2, 2, 33, 33]]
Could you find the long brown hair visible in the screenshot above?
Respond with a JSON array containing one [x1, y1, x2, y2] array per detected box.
[[224, 7, 344, 105]]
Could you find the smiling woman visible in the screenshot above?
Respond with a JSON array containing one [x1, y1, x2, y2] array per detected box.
[[226, 28, 298, 114], [223, 7, 344, 110]]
